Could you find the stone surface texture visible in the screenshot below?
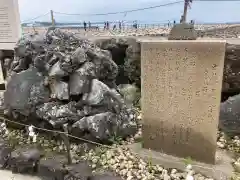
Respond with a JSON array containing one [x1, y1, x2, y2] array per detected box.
[[219, 94, 240, 136], [140, 40, 226, 164]]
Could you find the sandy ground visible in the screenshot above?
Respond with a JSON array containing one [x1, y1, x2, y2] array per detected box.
[[0, 170, 41, 180], [22, 24, 240, 37]]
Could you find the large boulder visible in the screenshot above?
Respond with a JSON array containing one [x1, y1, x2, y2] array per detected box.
[[36, 101, 81, 127], [38, 155, 68, 180], [219, 94, 240, 136], [72, 108, 138, 142], [0, 139, 12, 169], [9, 147, 42, 174], [4, 67, 49, 116], [69, 62, 96, 96]]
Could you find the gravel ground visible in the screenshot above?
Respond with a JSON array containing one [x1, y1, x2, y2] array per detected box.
[[1, 118, 239, 180]]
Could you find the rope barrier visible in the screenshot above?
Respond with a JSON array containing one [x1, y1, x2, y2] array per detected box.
[[0, 115, 111, 148], [0, 115, 225, 171]]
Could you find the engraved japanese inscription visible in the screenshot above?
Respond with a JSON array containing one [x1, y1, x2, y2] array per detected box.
[[141, 40, 225, 164]]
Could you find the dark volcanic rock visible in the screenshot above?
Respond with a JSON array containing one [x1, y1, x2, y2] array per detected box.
[[73, 112, 118, 141], [69, 62, 96, 96], [219, 94, 240, 137], [0, 139, 12, 169], [71, 47, 87, 65], [64, 162, 92, 180], [223, 43, 240, 93], [9, 147, 41, 174], [73, 108, 137, 141], [38, 155, 68, 180], [49, 61, 68, 78], [49, 80, 69, 100], [36, 102, 80, 127], [83, 79, 110, 106], [3, 29, 138, 143], [4, 67, 49, 116]]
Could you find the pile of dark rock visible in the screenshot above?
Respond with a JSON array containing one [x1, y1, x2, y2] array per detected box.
[[2, 28, 138, 143]]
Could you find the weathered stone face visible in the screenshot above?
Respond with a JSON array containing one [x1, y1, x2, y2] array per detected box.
[[140, 40, 226, 164]]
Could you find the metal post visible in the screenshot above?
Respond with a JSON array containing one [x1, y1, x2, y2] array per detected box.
[[50, 10, 55, 27], [181, 0, 192, 23]]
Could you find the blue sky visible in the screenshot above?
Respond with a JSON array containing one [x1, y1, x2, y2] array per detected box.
[[18, 0, 240, 24]]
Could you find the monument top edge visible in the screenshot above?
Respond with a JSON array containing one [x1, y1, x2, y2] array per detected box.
[[137, 39, 227, 43]]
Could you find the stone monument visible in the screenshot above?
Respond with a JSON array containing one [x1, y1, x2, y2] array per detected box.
[[0, 0, 21, 50], [140, 39, 226, 164], [0, 0, 20, 85]]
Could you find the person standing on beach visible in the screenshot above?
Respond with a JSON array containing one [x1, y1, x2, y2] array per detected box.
[[83, 21, 87, 31], [104, 22, 106, 30], [106, 21, 109, 30], [88, 21, 91, 30], [113, 24, 116, 30], [119, 21, 122, 31]]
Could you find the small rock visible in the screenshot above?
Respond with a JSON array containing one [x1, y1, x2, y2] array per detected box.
[[10, 147, 41, 174], [38, 155, 68, 180], [64, 161, 92, 180]]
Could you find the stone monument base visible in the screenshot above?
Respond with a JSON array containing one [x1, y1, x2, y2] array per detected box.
[[0, 43, 16, 50], [128, 143, 233, 180]]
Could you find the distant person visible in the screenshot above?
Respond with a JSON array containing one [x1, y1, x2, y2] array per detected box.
[[113, 24, 116, 30], [104, 22, 106, 30], [106, 21, 109, 30], [133, 21, 137, 29], [83, 21, 87, 31], [173, 20, 176, 25], [121, 20, 125, 30], [119, 21, 122, 31], [88, 21, 91, 30]]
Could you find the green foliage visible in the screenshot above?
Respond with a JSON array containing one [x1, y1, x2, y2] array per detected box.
[[183, 156, 193, 165], [109, 134, 123, 145], [118, 84, 141, 107]]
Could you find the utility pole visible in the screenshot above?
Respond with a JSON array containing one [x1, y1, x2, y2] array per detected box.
[[50, 10, 55, 27], [181, 0, 192, 23]]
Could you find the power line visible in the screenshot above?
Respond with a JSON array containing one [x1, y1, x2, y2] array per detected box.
[[21, 12, 50, 23], [53, 1, 184, 16]]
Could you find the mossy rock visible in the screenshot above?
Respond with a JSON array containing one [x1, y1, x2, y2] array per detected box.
[[168, 23, 197, 40]]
